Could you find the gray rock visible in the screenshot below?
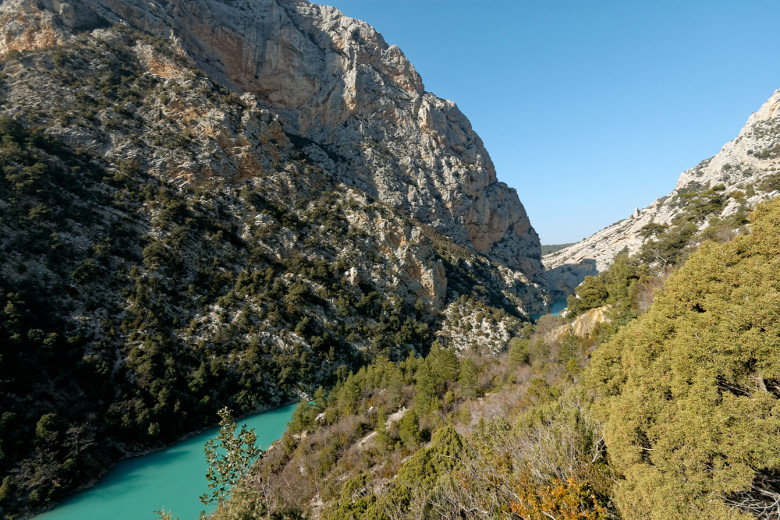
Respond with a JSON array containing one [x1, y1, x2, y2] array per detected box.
[[0, 0, 549, 314], [545, 88, 780, 293], [49, 0, 546, 283]]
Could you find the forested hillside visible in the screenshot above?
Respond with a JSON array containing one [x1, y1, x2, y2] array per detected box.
[[208, 199, 780, 519], [0, 4, 546, 517], [2, 1, 778, 519], [587, 199, 780, 520]]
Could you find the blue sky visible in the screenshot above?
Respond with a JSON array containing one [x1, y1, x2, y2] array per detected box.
[[321, 0, 780, 244]]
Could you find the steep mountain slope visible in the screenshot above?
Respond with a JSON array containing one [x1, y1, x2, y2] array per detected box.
[[0, 0, 547, 516], [586, 198, 780, 520], [4, 0, 545, 280], [545, 89, 780, 296], [231, 198, 780, 520]]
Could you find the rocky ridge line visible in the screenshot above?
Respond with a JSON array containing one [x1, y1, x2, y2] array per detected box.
[[545, 89, 780, 296], [7, 0, 545, 287]]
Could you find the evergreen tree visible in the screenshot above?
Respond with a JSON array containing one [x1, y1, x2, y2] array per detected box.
[[386, 367, 405, 408], [458, 358, 479, 399], [508, 337, 530, 366], [374, 407, 391, 453], [428, 342, 460, 386], [399, 408, 421, 448], [567, 275, 608, 315], [586, 199, 780, 520], [338, 373, 361, 415], [414, 361, 438, 413]]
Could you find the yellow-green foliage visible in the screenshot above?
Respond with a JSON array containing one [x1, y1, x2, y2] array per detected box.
[[586, 199, 780, 520], [566, 251, 643, 318], [321, 426, 467, 520]]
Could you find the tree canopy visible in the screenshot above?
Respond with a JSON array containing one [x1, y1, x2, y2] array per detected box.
[[586, 199, 780, 520]]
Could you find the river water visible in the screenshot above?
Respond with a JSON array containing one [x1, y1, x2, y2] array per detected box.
[[35, 403, 297, 520], [531, 297, 568, 321], [34, 297, 567, 519], [549, 298, 568, 316]]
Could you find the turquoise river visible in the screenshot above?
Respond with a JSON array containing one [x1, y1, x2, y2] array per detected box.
[[35, 403, 297, 520], [34, 301, 566, 519], [531, 297, 568, 321]]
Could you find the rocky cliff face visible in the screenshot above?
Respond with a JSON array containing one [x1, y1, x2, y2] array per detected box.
[[545, 89, 780, 295], [8, 0, 544, 281], [0, 0, 547, 514]]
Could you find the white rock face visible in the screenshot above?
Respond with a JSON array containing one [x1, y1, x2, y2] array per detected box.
[[0, 0, 549, 316], [11, 0, 544, 284], [545, 89, 780, 293]]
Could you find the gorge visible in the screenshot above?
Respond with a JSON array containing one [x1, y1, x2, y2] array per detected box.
[[1, 1, 780, 519], [0, 0, 549, 516]]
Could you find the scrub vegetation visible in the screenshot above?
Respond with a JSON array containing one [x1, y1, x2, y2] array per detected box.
[[2, 7, 780, 520], [0, 23, 537, 519], [207, 200, 780, 520]]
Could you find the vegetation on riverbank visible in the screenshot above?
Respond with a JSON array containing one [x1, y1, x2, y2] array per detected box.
[[205, 199, 780, 520], [0, 25, 538, 518]]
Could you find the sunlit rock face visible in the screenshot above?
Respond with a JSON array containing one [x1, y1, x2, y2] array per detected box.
[[0, 1, 555, 514], [545, 89, 780, 294], [8, 0, 544, 283]]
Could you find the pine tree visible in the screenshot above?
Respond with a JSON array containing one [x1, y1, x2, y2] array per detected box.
[[458, 358, 479, 398], [399, 408, 421, 448], [374, 407, 391, 453]]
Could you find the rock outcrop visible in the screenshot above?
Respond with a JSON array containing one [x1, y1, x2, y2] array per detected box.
[[546, 306, 611, 344], [545, 89, 780, 293], [2, 0, 544, 284], [0, 2, 548, 514]]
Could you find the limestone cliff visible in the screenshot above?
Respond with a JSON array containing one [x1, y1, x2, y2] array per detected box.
[[545, 89, 780, 295], [0, 1, 547, 514], [4, 0, 544, 282]]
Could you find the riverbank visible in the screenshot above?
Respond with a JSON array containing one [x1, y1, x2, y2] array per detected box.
[[32, 403, 298, 520]]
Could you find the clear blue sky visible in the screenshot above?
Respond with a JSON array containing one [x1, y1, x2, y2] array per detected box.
[[321, 0, 780, 244]]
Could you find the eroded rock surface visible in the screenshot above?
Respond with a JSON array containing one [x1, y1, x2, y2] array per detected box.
[[545, 89, 780, 294], [2, 0, 544, 284]]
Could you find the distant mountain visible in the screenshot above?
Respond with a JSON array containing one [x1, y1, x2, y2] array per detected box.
[[545, 89, 780, 296], [540, 243, 576, 256], [0, 0, 547, 515]]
